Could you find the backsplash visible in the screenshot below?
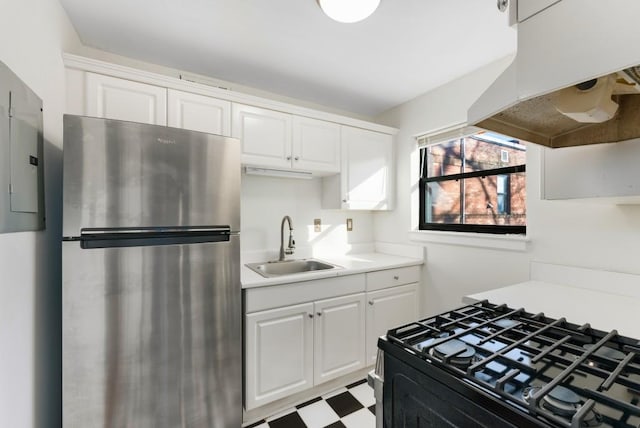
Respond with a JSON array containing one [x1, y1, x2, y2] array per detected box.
[[241, 174, 375, 261]]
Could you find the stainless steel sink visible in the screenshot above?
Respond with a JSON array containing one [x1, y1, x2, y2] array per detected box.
[[246, 258, 341, 278]]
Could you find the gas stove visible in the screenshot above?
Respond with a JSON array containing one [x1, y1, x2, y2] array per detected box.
[[377, 300, 640, 428]]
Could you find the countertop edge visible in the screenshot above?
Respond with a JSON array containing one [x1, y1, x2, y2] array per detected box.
[[241, 253, 424, 289]]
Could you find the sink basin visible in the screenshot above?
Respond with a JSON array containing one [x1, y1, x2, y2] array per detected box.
[[246, 258, 341, 278]]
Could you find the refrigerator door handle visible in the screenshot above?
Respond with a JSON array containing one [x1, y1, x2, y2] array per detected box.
[[76, 226, 234, 249], [80, 226, 233, 235]]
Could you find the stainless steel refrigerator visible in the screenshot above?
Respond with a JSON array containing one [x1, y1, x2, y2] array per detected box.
[[62, 115, 241, 427]]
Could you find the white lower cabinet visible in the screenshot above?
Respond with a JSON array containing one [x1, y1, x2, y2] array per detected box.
[[314, 294, 366, 385], [244, 267, 421, 411], [245, 303, 314, 410], [245, 292, 366, 410], [366, 283, 418, 364]]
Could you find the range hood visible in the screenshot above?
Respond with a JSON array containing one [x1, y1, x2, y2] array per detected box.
[[468, 0, 640, 148]]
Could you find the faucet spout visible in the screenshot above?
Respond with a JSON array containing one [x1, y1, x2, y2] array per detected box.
[[279, 215, 295, 261]]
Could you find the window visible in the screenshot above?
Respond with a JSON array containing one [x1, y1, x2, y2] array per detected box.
[[496, 174, 510, 214], [419, 131, 526, 234]]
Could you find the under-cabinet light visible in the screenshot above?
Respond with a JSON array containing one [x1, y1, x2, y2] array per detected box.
[[243, 167, 313, 180]]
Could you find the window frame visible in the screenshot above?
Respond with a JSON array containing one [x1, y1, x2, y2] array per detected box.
[[418, 137, 526, 235]]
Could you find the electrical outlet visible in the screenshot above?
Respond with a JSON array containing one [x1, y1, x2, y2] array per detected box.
[[346, 218, 353, 231], [314, 218, 321, 232]]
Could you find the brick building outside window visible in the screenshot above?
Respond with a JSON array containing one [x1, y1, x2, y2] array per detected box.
[[419, 131, 526, 234]]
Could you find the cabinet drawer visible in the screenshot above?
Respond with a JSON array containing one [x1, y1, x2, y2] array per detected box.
[[366, 266, 420, 292], [245, 274, 366, 313]]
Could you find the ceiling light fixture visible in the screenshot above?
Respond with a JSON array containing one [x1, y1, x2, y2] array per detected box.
[[317, 0, 380, 23]]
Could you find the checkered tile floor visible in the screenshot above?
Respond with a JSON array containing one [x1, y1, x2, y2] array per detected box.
[[245, 379, 375, 428]]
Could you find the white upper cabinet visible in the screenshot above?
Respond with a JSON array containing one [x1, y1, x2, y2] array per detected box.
[[323, 126, 393, 210], [66, 56, 397, 184], [167, 89, 231, 136], [232, 105, 341, 174], [292, 116, 341, 173], [85, 72, 167, 125], [232, 103, 293, 169]]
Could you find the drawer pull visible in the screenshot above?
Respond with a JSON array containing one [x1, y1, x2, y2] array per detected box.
[[393, 275, 399, 280]]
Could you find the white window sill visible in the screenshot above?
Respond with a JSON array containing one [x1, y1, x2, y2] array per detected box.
[[408, 230, 529, 252]]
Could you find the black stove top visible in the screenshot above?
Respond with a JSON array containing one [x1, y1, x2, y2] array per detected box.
[[381, 300, 640, 428]]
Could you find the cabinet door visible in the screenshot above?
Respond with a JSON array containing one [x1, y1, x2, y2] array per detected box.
[[85, 72, 167, 125], [341, 126, 393, 210], [314, 293, 366, 385], [366, 284, 418, 364], [232, 104, 292, 168], [167, 89, 231, 136], [292, 116, 340, 173], [245, 303, 314, 410]]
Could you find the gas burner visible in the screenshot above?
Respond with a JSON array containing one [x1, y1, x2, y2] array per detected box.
[[523, 385, 602, 427], [429, 339, 476, 369], [583, 344, 627, 370], [583, 344, 626, 361], [494, 318, 519, 329]]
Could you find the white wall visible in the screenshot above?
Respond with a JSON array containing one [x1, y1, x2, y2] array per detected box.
[[0, 0, 82, 427], [375, 56, 531, 316], [241, 175, 374, 260], [375, 54, 640, 318]]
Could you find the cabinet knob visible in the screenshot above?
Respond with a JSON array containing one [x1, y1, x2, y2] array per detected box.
[[393, 275, 399, 280], [294, 156, 299, 161], [368, 301, 374, 306], [286, 156, 292, 161], [342, 199, 347, 203], [317, 312, 322, 317], [308, 313, 314, 318]]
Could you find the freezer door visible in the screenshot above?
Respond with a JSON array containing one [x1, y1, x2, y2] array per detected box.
[[63, 115, 240, 237], [62, 235, 241, 428]]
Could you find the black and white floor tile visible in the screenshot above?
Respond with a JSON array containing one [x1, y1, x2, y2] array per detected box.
[[245, 379, 375, 428]]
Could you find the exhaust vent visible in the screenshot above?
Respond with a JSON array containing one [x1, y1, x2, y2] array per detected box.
[[472, 64, 640, 148]]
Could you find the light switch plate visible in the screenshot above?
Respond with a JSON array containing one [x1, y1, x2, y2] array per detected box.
[[314, 218, 321, 232], [346, 218, 353, 231]]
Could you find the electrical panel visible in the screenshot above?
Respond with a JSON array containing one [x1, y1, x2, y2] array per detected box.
[[0, 61, 44, 233]]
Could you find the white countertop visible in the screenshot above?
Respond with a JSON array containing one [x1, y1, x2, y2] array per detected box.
[[241, 252, 424, 289], [465, 280, 640, 339]]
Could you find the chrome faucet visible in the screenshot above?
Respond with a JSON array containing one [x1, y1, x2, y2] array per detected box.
[[279, 215, 295, 261]]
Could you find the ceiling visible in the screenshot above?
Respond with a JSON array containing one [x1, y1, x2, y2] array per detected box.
[[59, 0, 516, 117]]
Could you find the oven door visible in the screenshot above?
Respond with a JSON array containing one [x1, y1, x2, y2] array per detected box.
[[382, 349, 548, 428]]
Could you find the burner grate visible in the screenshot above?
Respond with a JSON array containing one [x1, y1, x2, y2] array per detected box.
[[385, 300, 640, 427]]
